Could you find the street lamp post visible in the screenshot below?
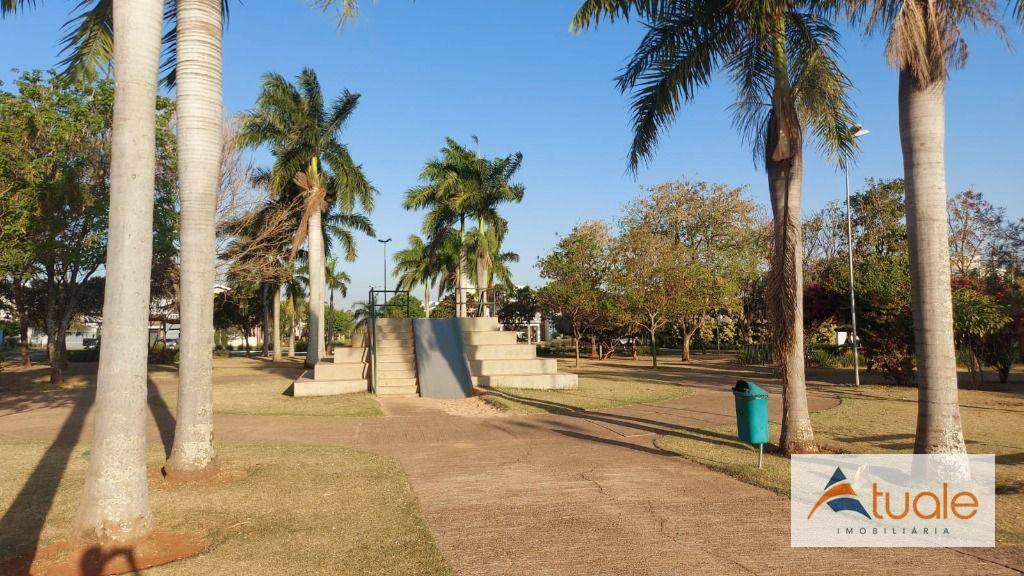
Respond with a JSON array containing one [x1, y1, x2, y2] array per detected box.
[[378, 237, 392, 294], [845, 125, 869, 387]]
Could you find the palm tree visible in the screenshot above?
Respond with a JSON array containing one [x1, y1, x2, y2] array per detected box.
[[465, 150, 525, 316], [466, 225, 519, 315], [325, 257, 351, 351], [70, 0, 165, 542], [404, 137, 523, 317], [352, 300, 373, 330], [846, 0, 1010, 454], [236, 69, 375, 368], [573, 0, 858, 454], [284, 270, 308, 357], [166, 0, 224, 478], [393, 235, 438, 318]]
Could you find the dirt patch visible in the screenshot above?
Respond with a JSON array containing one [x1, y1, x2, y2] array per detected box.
[[2, 530, 205, 576], [436, 396, 506, 418]]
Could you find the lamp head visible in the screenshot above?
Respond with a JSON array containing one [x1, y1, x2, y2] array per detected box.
[[851, 124, 870, 138]]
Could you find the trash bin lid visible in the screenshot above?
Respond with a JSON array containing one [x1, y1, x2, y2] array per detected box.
[[732, 380, 768, 398]]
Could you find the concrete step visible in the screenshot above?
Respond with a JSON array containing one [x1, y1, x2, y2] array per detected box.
[[315, 362, 369, 380], [332, 347, 369, 363], [373, 329, 413, 340], [463, 330, 518, 345], [375, 384, 419, 397], [466, 344, 537, 361], [469, 358, 556, 376], [476, 373, 578, 390], [375, 338, 414, 350], [457, 317, 500, 332], [374, 366, 417, 379], [375, 357, 416, 370], [291, 370, 369, 397]]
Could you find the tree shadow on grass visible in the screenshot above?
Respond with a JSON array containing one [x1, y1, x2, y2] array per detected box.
[[0, 378, 178, 571], [0, 386, 93, 568], [486, 389, 749, 450]]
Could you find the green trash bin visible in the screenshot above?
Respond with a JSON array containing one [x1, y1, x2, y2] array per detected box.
[[732, 380, 769, 467]]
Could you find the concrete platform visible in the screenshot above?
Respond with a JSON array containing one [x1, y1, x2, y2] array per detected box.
[[291, 370, 369, 397], [463, 330, 518, 345], [314, 362, 369, 380], [466, 344, 536, 361], [469, 358, 557, 375], [476, 372, 579, 390], [332, 347, 369, 363]]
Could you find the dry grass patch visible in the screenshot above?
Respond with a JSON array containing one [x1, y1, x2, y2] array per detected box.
[[480, 374, 691, 415], [655, 384, 1024, 543], [0, 441, 450, 575]]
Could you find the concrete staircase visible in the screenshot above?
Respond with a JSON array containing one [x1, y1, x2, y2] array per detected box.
[[291, 344, 370, 397], [460, 317, 578, 390], [371, 318, 419, 397]]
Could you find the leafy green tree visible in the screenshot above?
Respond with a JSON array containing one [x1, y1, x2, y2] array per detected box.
[[620, 180, 765, 362], [573, 0, 858, 453], [537, 221, 613, 367], [498, 286, 540, 333], [952, 286, 1010, 386]]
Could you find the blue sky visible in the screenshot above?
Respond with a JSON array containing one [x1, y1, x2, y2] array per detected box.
[[3, 1, 1022, 307]]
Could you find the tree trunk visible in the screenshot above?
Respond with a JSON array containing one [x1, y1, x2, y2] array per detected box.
[[327, 292, 334, 354], [766, 124, 816, 455], [650, 327, 658, 368], [681, 331, 692, 363], [19, 319, 30, 367], [573, 335, 580, 369], [74, 0, 163, 542], [307, 208, 325, 366], [288, 304, 296, 358], [260, 283, 271, 357], [900, 72, 965, 455], [272, 286, 282, 362], [424, 282, 431, 318], [456, 217, 466, 318], [166, 0, 222, 476]]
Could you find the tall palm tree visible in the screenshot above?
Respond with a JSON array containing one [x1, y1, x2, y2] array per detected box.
[[846, 0, 1010, 454], [466, 225, 520, 315], [236, 69, 375, 367], [165, 0, 223, 478], [393, 235, 438, 318], [466, 150, 525, 316], [325, 257, 350, 351], [573, 0, 857, 454], [71, 0, 165, 542], [284, 270, 308, 357], [404, 137, 523, 317]]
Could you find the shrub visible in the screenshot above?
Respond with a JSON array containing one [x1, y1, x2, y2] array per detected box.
[[67, 348, 100, 362]]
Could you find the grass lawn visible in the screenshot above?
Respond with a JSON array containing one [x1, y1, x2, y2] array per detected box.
[[654, 383, 1024, 543], [0, 441, 450, 575], [2, 357, 384, 418], [479, 366, 692, 415]]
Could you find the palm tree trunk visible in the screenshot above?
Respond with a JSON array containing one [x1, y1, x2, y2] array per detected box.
[[424, 282, 431, 318], [900, 72, 965, 454], [288, 303, 296, 358], [74, 0, 163, 542], [167, 0, 221, 476], [457, 219, 466, 318], [272, 286, 282, 361], [307, 208, 326, 367], [328, 292, 335, 354], [260, 283, 271, 357], [767, 138, 816, 455]]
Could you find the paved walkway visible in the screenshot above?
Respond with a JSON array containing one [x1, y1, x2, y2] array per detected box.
[[1, 366, 1021, 575]]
